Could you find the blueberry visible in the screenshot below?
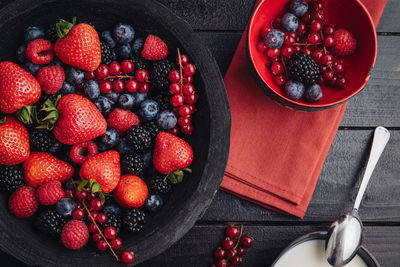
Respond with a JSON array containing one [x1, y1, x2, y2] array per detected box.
[[101, 30, 117, 48], [132, 37, 145, 56], [304, 83, 323, 102], [131, 92, 147, 107], [56, 198, 75, 216], [66, 67, 84, 84], [117, 137, 135, 154], [113, 23, 135, 43], [84, 80, 100, 100], [264, 29, 284, 49], [118, 94, 135, 110], [16, 45, 26, 63], [24, 26, 45, 43], [117, 43, 132, 59], [156, 110, 177, 130], [145, 195, 163, 212], [63, 180, 74, 190], [281, 13, 298, 33], [100, 128, 120, 148], [284, 80, 305, 100], [60, 81, 76, 95], [142, 151, 152, 167], [290, 0, 308, 16], [94, 96, 113, 115], [140, 99, 159, 121], [24, 61, 40, 75], [97, 142, 109, 152], [102, 203, 121, 216], [104, 91, 120, 104]]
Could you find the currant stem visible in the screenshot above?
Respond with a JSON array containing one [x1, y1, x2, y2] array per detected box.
[[293, 42, 322, 46], [234, 224, 244, 250], [96, 75, 135, 80], [177, 48, 184, 88], [280, 54, 289, 80]]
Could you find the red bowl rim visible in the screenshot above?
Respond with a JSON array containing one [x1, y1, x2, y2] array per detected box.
[[247, 0, 378, 109]]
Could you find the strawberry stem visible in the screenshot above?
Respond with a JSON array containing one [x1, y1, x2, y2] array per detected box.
[[56, 17, 77, 39], [16, 105, 35, 125]]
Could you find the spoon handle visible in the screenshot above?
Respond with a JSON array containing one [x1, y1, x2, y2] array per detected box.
[[353, 126, 390, 210]]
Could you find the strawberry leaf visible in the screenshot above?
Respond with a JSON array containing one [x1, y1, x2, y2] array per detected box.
[[168, 173, 178, 184], [91, 182, 102, 193], [183, 168, 192, 173], [98, 192, 105, 205], [77, 180, 88, 191], [56, 17, 77, 39], [0, 116, 5, 124], [16, 105, 35, 125]]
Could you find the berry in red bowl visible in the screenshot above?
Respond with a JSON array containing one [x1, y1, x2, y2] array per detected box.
[[247, 0, 377, 111]]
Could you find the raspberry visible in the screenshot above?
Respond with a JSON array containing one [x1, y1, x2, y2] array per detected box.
[[141, 35, 168, 61], [9, 186, 39, 218], [107, 108, 140, 135], [36, 180, 65, 205], [26, 38, 54, 64], [61, 220, 90, 250], [332, 29, 357, 56], [70, 141, 98, 165], [37, 65, 65, 94]]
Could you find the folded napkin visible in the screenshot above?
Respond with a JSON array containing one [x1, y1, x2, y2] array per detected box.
[[220, 0, 387, 218]]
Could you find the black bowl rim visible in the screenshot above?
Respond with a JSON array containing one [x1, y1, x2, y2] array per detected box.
[[0, 0, 231, 265]]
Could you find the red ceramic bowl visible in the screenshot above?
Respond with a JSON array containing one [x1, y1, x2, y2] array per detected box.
[[247, 0, 377, 111]]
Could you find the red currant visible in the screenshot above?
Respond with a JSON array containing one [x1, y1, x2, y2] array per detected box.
[[171, 94, 184, 107], [65, 189, 74, 199], [214, 247, 226, 259], [90, 198, 103, 211], [138, 82, 149, 93], [302, 11, 312, 23], [231, 255, 243, 266], [169, 83, 181, 94], [312, 50, 324, 63], [188, 105, 196, 114], [85, 71, 96, 80], [289, 32, 297, 39], [301, 48, 312, 56], [97, 240, 108, 251], [121, 60, 134, 73], [320, 65, 328, 73], [178, 105, 191, 117], [183, 63, 196, 76], [94, 64, 110, 79], [75, 190, 88, 201], [104, 226, 117, 240], [91, 211, 99, 220], [182, 75, 193, 84], [178, 116, 191, 127], [109, 62, 121, 75], [260, 25, 271, 39], [227, 249, 236, 260], [324, 35, 334, 47], [121, 251, 134, 263], [135, 69, 149, 82], [321, 54, 333, 65], [308, 33, 321, 44], [296, 22, 307, 35], [240, 235, 254, 248], [88, 223, 97, 233], [185, 93, 198, 105], [168, 126, 180, 136], [284, 35, 296, 46], [328, 75, 338, 86], [312, 10, 324, 21], [236, 246, 246, 256], [125, 79, 139, 93], [267, 48, 280, 58], [181, 125, 193, 135], [257, 41, 268, 53], [177, 54, 189, 66], [271, 62, 283, 75], [337, 77, 347, 88], [89, 193, 97, 199], [310, 20, 323, 32], [324, 25, 335, 35], [111, 237, 122, 250], [222, 237, 235, 250], [312, 0, 324, 10], [272, 17, 282, 28], [92, 233, 102, 243], [274, 75, 286, 87], [334, 63, 344, 74], [182, 84, 195, 96], [294, 45, 301, 53], [168, 69, 181, 83], [226, 225, 240, 238], [282, 45, 294, 58], [75, 202, 83, 209], [72, 208, 85, 220], [96, 213, 107, 223], [324, 70, 335, 81], [112, 79, 124, 93], [216, 259, 228, 267], [99, 80, 112, 94]]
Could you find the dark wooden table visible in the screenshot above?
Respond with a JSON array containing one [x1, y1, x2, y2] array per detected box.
[[1, 0, 400, 266]]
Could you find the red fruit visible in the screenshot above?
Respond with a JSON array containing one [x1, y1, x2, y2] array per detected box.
[[114, 175, 148, 208], [26, 39, 54, 64], [97, 240, 108, 251], [110, 237, 122, 250], [70, 141, 98, 165], [90, 198, 103, 211], [36, 180, 65, 205], [0, 61, 41, 114], [37, 65, 65, 94], [168, 70, 181, 83], [310, 20, 323, 32], [182, 75, 193, 84], [324, 25, 335, 35], [312, 50, 324, 63], [297, 22, 307, 35], [181, 125, 193, 135], [24, 152, 74, 187], [176, 54, 189, 66], [185, 93, 198, 105], [54, 94, 107, 145], [61, 220, 89, 250], [240, 235, 254, 248], [80, 150, 121, 193], [109, 62, 121, 75], [214, 247, 226, 259], [94, 64, 110, 79], [332, 29, 357, 56], [92, 232, 102, 243], [169, 126, 179, 136], [170, 94, 184, 107], [104, 226, 117, 239], [178, 116, 191, 127], [55, 22, 101, 71], [141, 35, 168, 61], [321, 54, 334, 65], [182, 84, 195, 96], [324, 35, 334, 47], [96, 213, 107, 223], [121, 60, 134, 73], [85, 71, 96, 80], [282, 45, 294, 58], [121, 251, 134, 263], [222, 237, 235, 250], [267, 48, 280, 58], [8, 186, 38, 218], [75, 190, 88, 201], [139, 83, 149, 93], [99, 80, 113, 94], [259, 25, 271, 39], [169, 83, 181, 94], [308, 33, 320, 44], [236, 247, 246, 256], [0, 116, 30, 165], [72, 208, 85, 220], [136, 69, 149, 83], [125, 79, 139, 93], [107, 108, 140, 135], [183, 63, 196, 76], [88, 223, 97, 233], [153, 132, 193, 174], [112, 79, 124, 93], [178, 105, 191, 117], [274, 75, 286, 87], [337, 77, 347, 89], [226, 225, 240, 238], [271, 62, 283, 75]]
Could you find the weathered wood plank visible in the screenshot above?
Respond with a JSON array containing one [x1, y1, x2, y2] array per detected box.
[[139, 225, 400, 267], [201, 129, 400, 222]]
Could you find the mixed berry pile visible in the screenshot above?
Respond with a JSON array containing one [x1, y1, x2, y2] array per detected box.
[[0, 17, 198, 263], [257, 0, 357, 102]]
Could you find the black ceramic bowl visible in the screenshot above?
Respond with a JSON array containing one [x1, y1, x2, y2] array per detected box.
[[0, 0, 230, 265]]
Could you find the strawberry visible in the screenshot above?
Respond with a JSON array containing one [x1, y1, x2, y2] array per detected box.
[[61, 220, 89, 250], [80, 150, 120, 193], [107, 108, 140, 135], [332, 29, 357, 56], [0, 61, 41, 114], [55, 18, 101, 71], [141, 35, 168, 61], [9, 186, 39, 218], [26, 39, 54, 64], [24, 152, 74, 187], [0, 116, 30, 165], [36, 180, 65, 205], [114, 175, 148, 208], [153, 132, 193, 173], [54, 94, 107, 145], [37, 65, 65, 94]]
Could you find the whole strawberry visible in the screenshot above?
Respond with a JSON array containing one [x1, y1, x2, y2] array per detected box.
[[153, 132, 193, 183], [9, 186, 39, 218], [61, 220, 89, 250], [141, 35, 168, 61], [37, 65, 65, 94], [80, 150, 120, 193], [55, 18, 101, 71], [107, 108, 140, 135], [332, 29, 357, 56], [114, 175, 148, 208], [24, 152, 74, 187], [0, 116, 30, 165], [36, 180, 65, 205], [0, 61, 41, 114], [54, 94, 107, 145]]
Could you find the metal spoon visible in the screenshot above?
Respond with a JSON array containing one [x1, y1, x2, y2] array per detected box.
[[325, 126, 390, 267]]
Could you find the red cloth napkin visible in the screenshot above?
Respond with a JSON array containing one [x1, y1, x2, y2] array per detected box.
[[220, 0, 387, 218]]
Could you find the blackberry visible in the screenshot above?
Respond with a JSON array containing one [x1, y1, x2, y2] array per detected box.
[[30, 129, 62, 154], [287, 52, 320, 85], [122, 208, 146, 233], [121, 153, 144, 175], [148, 177, 171, 195], [125, 126, 151, 152], [152, 91, 171, 111], [101, 213, 122, 234], [0, 165, 24, 192], [150, 59, 175, 90], [35, 209, 67, 237], [100, 41, 116, 65], [132, 56, 149, 72], [45, 26, 58, 43], [143, 121, 161, 141]]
